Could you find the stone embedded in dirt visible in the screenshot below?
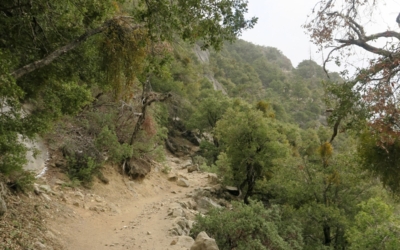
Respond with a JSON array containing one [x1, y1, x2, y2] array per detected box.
[[74, 191, 84, 200], [190, 231, 219, 250], [168, 173, 177, 182], [173, 159, 181, 164], [55, 179, 65, 185], [168, 203, 185, 218], [147, 231, 151, 235], [187, 165, 199, 173], [207, 173, 219, 185], [34, 241, 47, 250], [108, 203, 121, 214], [170, 236, 195, 248], [72, 201, 80, 207], [89, 205, 106, 212], [178, 174, 189, 180], [180, 200, 197, 210], [39, 184, 52, 193], [42, 193, 52, 202], [95, 196, 103, 202], [195, 197, 222, 214], [177, 178, 190, 187], [169, 216, 191, 236], [0, 195, 7, 216]]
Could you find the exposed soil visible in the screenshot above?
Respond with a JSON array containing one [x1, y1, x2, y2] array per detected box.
[[44, 154, 211, 250]]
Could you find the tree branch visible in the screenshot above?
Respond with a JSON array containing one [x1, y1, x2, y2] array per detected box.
[[11, 17, 142, 79], [335, 38, 392, 57]]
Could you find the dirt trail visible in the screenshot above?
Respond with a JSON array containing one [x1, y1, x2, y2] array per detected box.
[[46, 154, 210, 250]]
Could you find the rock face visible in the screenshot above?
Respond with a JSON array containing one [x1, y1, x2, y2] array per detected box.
[[190, 231, 219, 250]]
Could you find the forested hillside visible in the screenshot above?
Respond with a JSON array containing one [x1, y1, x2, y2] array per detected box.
[[1, 0, 400, 249]]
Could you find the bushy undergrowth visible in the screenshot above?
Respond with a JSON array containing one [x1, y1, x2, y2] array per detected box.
[[47, 94, 167, 186], [191, 201, 303, 250]]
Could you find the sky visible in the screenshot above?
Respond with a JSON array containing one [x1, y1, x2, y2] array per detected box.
[[240, 0, 400, 70]]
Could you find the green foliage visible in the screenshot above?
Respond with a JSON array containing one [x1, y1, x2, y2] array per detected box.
[[261, 144, 382, 249], [6, 171, 35, 193], [358, 130, 400, 193], [186, 90, 231, 131], [95, 126, 133, 163], [134, 0, 257, 50], [215, 104, 289, 201], [67, 156, 99, 186], [191, 201, 303, 250], [347, 198, 400, 250]]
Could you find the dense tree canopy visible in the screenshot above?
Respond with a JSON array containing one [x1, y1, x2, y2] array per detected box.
[[0, 0, 256, 175]]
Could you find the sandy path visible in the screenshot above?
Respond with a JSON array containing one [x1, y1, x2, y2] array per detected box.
[[47, 155, 209, 250]]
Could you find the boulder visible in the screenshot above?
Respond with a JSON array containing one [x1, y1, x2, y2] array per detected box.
[[168, 172, 178, 182], [126, 158, 152, 178], [195, 197, 222, 214], [177, 178, 190, 187], [190, 231, 219, 250]]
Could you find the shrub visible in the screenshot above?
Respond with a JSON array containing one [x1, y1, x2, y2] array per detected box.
[[191, 201, 303, 250]]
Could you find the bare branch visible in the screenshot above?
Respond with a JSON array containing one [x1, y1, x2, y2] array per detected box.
[[335, 38, 392, 57]]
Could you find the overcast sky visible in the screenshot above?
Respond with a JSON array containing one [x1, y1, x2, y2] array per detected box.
[[240, 0, 400, 70]]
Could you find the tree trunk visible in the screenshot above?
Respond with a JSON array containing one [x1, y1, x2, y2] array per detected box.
[[129, 91, 171, 145], [323, 224, 331, 246], [244, 163, 255, 204]]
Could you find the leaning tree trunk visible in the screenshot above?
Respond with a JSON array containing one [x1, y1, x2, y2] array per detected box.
[[123, 85, 171, 177], [129, 91, 171, 145]]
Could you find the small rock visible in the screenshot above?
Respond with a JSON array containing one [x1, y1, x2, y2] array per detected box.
[[55, 179, 65, 185], [74, 191, 84, 200], [34, 241, 47, 250], [187, 165, 199, 173], [39, 184, 52, 193], [177, 178, 190, 187], [147, 231, 151, 235], [168, 173, 177, 182], [41, 193, 52, 202], [171, 236, 195, 248]]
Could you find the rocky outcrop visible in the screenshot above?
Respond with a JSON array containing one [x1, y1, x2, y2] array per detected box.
[[190, 231, 219, 250]]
